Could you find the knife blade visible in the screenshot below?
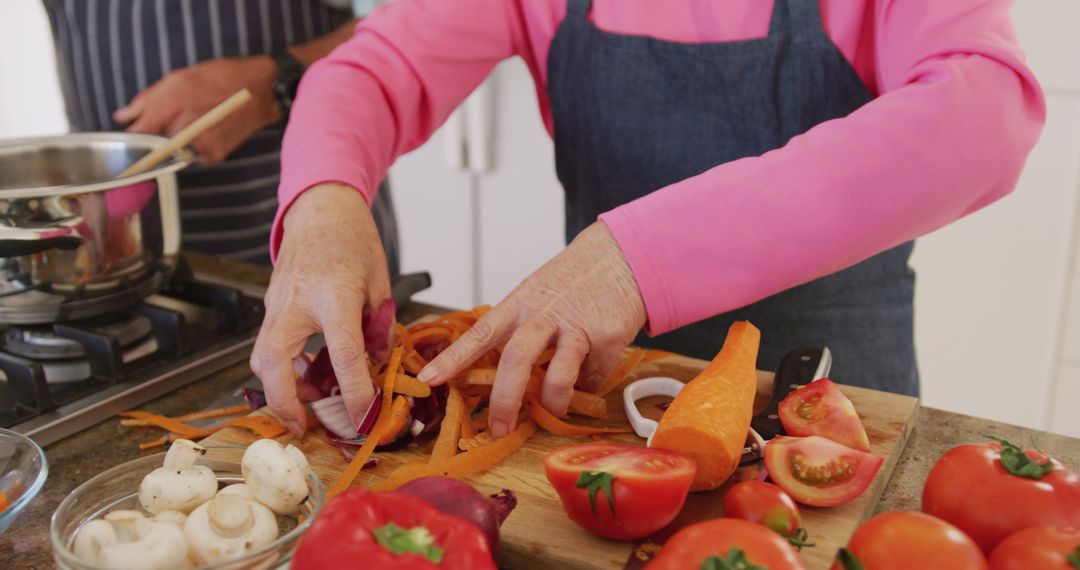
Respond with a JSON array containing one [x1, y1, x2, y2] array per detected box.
[[739, 346, 832, 465]]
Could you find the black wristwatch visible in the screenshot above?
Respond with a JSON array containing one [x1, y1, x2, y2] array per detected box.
[[271, 50, 306, 125]]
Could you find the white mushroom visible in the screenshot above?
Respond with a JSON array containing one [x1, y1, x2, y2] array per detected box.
[[72, 510, 189, 570], [139, 439, 218, 514], [152, 510, 188, 528], [240, 439, 310, 515], [73, 519, 117, 564], [183, 493, 278, 566], [216, 483, 253, 500]]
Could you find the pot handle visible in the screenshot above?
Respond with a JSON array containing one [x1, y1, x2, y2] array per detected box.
[[0, 235, 84, 257]]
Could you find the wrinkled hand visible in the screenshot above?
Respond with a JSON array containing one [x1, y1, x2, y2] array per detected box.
[[114, 56, 280, 164], [419, 222, 647, 439], [250, 184, 392, 436]]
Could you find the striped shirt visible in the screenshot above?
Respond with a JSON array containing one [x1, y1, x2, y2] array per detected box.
[[41, 0, 399, 271]]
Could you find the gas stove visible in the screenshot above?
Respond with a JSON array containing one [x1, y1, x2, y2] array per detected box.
[[1, 259, 266, 446]]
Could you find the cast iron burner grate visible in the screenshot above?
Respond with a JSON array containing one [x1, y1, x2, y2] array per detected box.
[[1, 258, 264, 445]]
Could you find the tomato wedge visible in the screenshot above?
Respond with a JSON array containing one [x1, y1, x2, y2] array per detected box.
[[778, 378, 871, 452], [543, 443, 696, 541], [646, 518, 806, 570], [764, 435, 883, 507]]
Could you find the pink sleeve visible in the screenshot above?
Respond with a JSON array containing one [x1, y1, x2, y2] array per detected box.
[[271, 0, 528, 261], [600, 0, 1046, 335]]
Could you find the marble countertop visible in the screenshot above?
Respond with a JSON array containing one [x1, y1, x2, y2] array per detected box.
[[3, 254, 1077, 569]]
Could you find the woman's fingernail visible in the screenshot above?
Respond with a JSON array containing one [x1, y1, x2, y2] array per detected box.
[[417, 365, 437, 383], [490, 420, 508, 439]]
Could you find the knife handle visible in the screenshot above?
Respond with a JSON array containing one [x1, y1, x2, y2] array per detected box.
[[750, 346, 832, 441]]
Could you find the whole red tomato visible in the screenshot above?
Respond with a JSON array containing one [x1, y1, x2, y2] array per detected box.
[[647, 518, 806, 570], [543, 443, 696, 541], [831, 511, 987, 570], [723, 481, 802, 537], [922, 438, 1080, 553], [988, 526, 1080, 570]]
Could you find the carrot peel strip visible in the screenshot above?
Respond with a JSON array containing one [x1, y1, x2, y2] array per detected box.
[[393, 373, 432, 398], [371, 420, 536, 491], [227, 416, 288, 439], [376, 396, 411, 445], [596, 348, 646, 396], [459, 404, 477, 439], [568, 390, 609, 419], [431, 387, 464, 462], [327, 346, 403, 497], [120, 404, 251, 427], [119, 411, 215, 439], [465, 369, 497, 386], [524, 396, 630, 436]]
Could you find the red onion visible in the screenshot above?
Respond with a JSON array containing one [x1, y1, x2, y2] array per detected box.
[[309, 393, 382, 441], [241, 388, 267, 411], [396, 476, 517, 555], [303, 348, 339, 398]]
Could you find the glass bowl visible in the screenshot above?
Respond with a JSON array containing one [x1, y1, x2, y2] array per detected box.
[[0, 427, 49, 533], [50, 447, 323, 570]]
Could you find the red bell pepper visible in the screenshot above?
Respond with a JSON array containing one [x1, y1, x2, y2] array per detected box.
[[292, 488, 497, 570]]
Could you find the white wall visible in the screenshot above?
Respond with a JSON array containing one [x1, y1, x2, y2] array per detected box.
[[911, 0, 1080, 433], [0, 0, 67, 137]]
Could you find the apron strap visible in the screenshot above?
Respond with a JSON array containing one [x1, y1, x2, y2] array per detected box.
[[768, 0, 827, 40], [566, 0, 591, 19]]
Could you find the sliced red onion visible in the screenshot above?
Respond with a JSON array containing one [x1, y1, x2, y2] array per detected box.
[[488, 489, 517, 526], [310, 389, 382, 441], [335, 442, 380, 467], [303, 347, 339, 398], [410, 419, 426, 437], [241, 388, 267, 411], [412, 384, 448, 436]]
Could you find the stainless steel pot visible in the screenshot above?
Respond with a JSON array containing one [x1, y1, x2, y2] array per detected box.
[[0, 133, 190, 324]]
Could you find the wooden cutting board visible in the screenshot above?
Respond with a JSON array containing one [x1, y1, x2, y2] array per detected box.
[[201, 351, 918, 570]]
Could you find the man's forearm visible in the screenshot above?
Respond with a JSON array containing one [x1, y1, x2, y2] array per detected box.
[[288, 19, 360, 66]]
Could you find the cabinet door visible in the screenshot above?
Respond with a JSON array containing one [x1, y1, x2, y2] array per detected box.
[[476, 59, 565, 305], [389, 121, 477, 309]]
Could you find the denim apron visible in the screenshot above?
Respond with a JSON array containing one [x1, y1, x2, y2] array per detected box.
[[547, 0, 918, 395]]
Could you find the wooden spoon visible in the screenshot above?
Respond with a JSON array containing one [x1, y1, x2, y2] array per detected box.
[[119, 88, 253, 178]]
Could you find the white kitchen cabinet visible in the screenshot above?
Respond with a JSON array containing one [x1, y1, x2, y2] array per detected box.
[[389, 122, 477, 309], [0, 0, 67, 137], [475, 60, 565, 305], [390, 58, 565, 309]]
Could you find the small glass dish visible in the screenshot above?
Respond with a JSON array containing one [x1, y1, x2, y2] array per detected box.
[[0, 427, 49, 533], [51, 447, 323, 570]]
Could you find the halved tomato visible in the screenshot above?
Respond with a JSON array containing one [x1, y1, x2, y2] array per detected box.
[[764, 435, 883, 507], [544, 443, 696, 541], [779, 378, 871, 452], [646, 518, 806, 570]]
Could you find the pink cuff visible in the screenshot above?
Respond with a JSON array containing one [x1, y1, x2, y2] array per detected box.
[[598, 210, 679, 336]]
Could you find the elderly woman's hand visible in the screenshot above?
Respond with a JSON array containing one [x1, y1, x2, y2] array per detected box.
[[419, 222, 646, 438], [250, 184, 392, 436]]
